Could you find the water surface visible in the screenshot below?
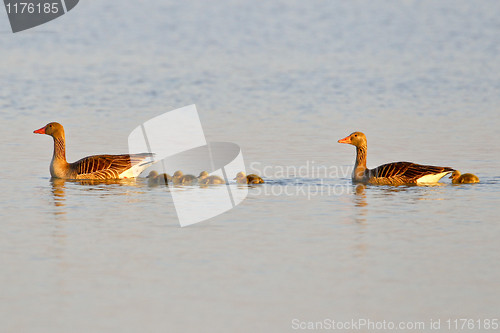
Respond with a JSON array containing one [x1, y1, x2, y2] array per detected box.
[[1, 1, 499, 332]]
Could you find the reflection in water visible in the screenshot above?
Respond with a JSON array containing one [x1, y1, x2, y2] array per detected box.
[[351, 184, 368, 257], [66, 178, 139, 187], [339, 183, 368, 225], [354, 184, 367, 207], [374, 183, 448, 203], [49, 178, 144, 217], [353, 184, 367, 224], [50, 178, 67, 215]]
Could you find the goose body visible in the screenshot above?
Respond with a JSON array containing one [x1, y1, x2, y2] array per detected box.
[[34, 122, 154, 180], [338, 132, 453, 186], [234, 172, 264, 184], [450, 170, 479, 184], [198, 171, 226, 185]]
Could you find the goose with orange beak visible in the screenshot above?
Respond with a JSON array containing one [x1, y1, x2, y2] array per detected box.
[[338, 131, 453, 185], [34, 122, 154, 180]]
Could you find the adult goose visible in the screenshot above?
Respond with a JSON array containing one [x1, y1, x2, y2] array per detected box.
[[338, 132, 453, 185], [34, 122, 154, 180]]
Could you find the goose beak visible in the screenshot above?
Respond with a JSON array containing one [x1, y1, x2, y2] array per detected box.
[[33, 126, 46, 134], [338, 136, 351, 144]]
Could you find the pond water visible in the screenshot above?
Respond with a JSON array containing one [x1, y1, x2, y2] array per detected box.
[[1, 1, 499, 332]]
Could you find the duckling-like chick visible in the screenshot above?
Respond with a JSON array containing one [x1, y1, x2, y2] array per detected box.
[[198, 171, 209, 180], [247, 174, 264, 184], [198, 171, 225, 185], [172, 170, 197, 185], [234, 171, 264, 184], [172, 170, 183, 184], [147, 170, 159, 177], [450, 170, 479, 184], [181, 174, 197, 185], [146, 170, 171, 186], [147, 170, 160, 186]]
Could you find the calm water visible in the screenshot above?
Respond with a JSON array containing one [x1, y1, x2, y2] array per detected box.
[[1, 1, 500, 332]]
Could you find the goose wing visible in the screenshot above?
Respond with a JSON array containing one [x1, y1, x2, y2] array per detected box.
[[370, 162, 453, 184], [71, 153, 154, 179]]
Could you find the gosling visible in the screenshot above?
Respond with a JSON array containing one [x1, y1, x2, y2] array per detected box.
[[146, 170, 171, 186], [198, 171, 226, 185], [450, 170, 479, 184], [172, 170, 197, 185], [234, 171, 264, 184]]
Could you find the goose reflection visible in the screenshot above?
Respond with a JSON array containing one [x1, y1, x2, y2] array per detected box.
[[375, 182, 447, 203], [352, 184, 367, 224], [353, 184, 367, 207], [49, 178, 141, 216], [50, 178, 67, 217]]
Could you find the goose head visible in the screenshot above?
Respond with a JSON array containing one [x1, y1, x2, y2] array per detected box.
[[34, 122, 65, 138], [338, 131, 366, 148]]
